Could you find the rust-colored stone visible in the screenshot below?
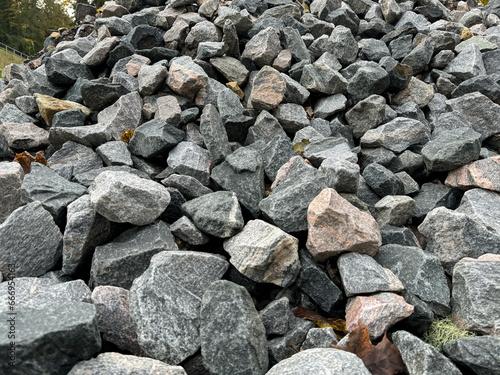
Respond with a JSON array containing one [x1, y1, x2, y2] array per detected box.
[[445, 156, 500, 192]]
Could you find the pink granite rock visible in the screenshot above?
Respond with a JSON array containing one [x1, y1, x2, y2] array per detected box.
[[445, 156, 500, 192], [306, 188, 382, 261], [91, 286, 145, 356], [248, 66, 286, 111], [166, 57, 208, 100], [346, 292, 414, 339], [125, 54, 151, 77]]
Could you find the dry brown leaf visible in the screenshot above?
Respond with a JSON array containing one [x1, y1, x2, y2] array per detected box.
[[333, 321, 406, 375], [293, 307, 347, 339]]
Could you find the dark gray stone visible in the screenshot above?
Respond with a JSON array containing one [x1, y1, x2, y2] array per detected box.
[[347, 63, 390, 100], [444, 44, 486, 82], [443, 336, 500, 375], [360, 147, 397, 169], [210, 57, 249, 85], [217, 89, 253, 143], [245, 110, 287, 145], [138, 64, 168, 96], [392, 331, 461, 375], [129, 118, 185, 159], [380, 225, 419, 247], [340, 251, 403, 297], [421, 127, 481, 172], [345, 94, 386, 138], [272, 103, 310, 134], [52, 108, 86, 128], [401, 39, 434, 75], [446, 92, 500, 141], [200, 280, 268, 375], [0, 302, 101, 375], [211, 146, 265, 218], [0, 103, 36, 124], [62, 195, 111, 276], [48, 141, 103, 177], [284, 26, 311, 63], [45, 57, 94, 85], [161, 174, 212, 200], [297, 249, 343, 311], [167, 141, 211, 186], [319, 159, 360, 194], [96, 141, 133, 167], [129, 256, 201, 364], [262, 135, 295, 182], [260, 167, 328, 233], [451, 75, 500, 105], [374, 244, 451, 316], [304, 137, 357, 168], [281, 73, 310, 105], [21, 162, 86, 219], [301, 328, 339, 350], [314, 94, 347, 119], [362, 163, 404, 197], [412, 182, 459, 220], [327, 7, 361, 35], [170, 216, 210, 245], [80, 81, 130, 111], [242, 27, 282, 68], [380, 57, 412, 92], [451, 259, 500, 335], [95, 16, 132, 35], [259, 297, 291, 336], [300, 62, 348, 95], [358, 38, 391, 62], [200, 104, 230, 165], [89, 220, 177, 289], [182, 191, 244, 238], [389, 34, 413, 60]]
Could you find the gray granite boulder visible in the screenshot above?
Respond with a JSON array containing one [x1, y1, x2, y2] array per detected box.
[[412, 182, 459, 220], [129, 258, 201, 364], [224, 219, 300, 287], [200, 280, 268, 375], [89, 220, 178, 289], [170, 216, 210, 245], [266, 348, 371, 375], [91, 286, 143, 355], [421, 127, 481, 172], [96, 140, 134, 167], [296, 249, 343, 311], [167, 141, 211, 186], [89, 170, 171, 225], [374, 244, 450, 316], [182, 191, 244, 238], [129, 118, 185, 159], [444, 44, 485, 82], [68, 352, 187, 375], [418, 207, 500, 274], [451, 258, 500, 335], [63, 195, 111, 276], [301, 327, 338, 351], [0, 302, 101, 375], [360, 117, 429, 153], [21, 162, 87, 219], [0, 162, 23, 223], [392, 330, 461, 375], [200, 104, 230, 165], [211, 146, 265, 218], [362, 163, 404, 197], [146, 250, 229, 298], [443, 336, 500, 375], [0, 278, 91, 311], [373, 195, 416, 227], [259, 297, 291, 336], [338, 252, 403, 297], [0, 202, 62, 277], [47, 141, 103, 177], [345, 94, 386, 138]]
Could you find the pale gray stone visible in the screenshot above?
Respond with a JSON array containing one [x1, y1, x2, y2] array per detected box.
[[0, 162, 23, 223], [223, 219, 300, 287], [167, 141, 211, 186], [89, 171, 171, 225]]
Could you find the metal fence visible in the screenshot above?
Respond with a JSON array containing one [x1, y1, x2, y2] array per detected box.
[[0, 41, 29, 60]]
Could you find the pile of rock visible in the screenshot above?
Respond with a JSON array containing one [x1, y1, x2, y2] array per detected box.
[[0, 0, 500, 373]]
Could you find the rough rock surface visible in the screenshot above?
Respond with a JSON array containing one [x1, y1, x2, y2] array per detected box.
[[306, 188, 381, 261]]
